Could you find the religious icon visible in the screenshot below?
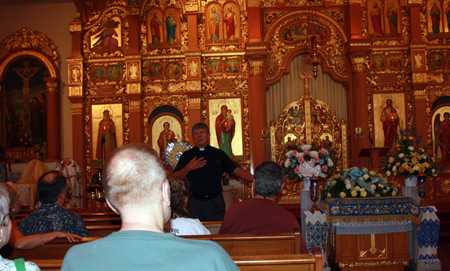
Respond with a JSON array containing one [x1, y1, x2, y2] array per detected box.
[[208, 98, 243, 157], [5, 58, 47, 148], [223, 4, 240, 43], [165, 62, 182, 79], [215, 105, 236, 157], [387, 55, 403, 69], [207, 59, 223, 75], [107, 65, 122, 81], [96, 109, 117, 160], [150, 115, 182, 160], [91, 17, 121, 52], [368, 0, 384, 36], [373, 93, 405, 148], [165, 9, 179, 46], [433, 107, 450, 170], [91, 67, 107, 82], [429, 53, 445, 70], [148, 10, 162, 46], [92, 104, 123, 163], [380, 99, 399, 149], [386, 0, 400, 36], [207, 4, 222, 44], [157, 122, 177, 161], [429, 1, 441, 34], [149, 62, 163, 78], [225, 58, 241, 74]]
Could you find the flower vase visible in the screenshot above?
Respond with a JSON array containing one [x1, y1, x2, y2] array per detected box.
[[417, 174, 427, 206], [309, 177, 320, 211], [404, 176, 418, 187]]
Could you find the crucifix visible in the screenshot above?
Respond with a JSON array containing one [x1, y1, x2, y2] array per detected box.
[[300, 70, 312, 97], [300, 70, 312, 143]]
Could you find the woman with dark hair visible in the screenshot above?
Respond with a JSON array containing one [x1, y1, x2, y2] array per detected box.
[[164, 178, 210, 235]]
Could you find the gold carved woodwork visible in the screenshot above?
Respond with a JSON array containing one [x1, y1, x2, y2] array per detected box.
[[83, 7, 129, 58], [126, 60, 140, 81], [350, 55, 368, 73], [143, 95, 190, 143], [69, 86, 83, 97], [184, 2, 199, 12], [187, 80, 201, 91], [126, 83, 141, 94], [129, 100, 141, 112], [189, 98, 201, 109], [69, 63, 83, 84], [248, 0, 262, 7], [270, 92, 348, 204], [69, 16, 82, 32], [248, 59, 265, 76], [414, 89, 427, 100], [46, 80, 58, 93], [0, 28, 59, 64], [71, 103, 83, 115], [264, 10, 349, 84]]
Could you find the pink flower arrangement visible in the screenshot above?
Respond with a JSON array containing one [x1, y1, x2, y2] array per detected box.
[[282, 142, 335, 181]]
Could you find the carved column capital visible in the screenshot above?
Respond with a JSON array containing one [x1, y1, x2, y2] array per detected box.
[[248, 0, 261, 7], [45, 79, 58, 93], [69, 15, 82, 33], [71, 103, 83, 115], [247, 56, 266, 76], [350, 54, 368, 73]]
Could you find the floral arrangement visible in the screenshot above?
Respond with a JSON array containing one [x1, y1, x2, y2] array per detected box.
[[321, 167, 398, 199], [382, 131, 437, 178], [283, 141, 334, 181]]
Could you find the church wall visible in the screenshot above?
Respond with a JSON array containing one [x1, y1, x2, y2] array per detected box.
[[0, 1, 76, 159]]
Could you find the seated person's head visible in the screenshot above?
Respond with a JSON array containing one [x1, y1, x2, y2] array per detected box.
[[37, 170, 68, 204], [0, 182, 21, 217], [0, 186, 11, 249], [169, 178, 189, 219], [254, 161, 284, 198], [104, 143, 170, 220]]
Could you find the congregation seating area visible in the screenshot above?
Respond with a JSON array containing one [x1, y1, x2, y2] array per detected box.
[[4, 209, 323, 271]]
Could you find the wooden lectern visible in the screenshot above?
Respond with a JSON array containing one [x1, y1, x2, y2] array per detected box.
[[359, 147, 390, 171]]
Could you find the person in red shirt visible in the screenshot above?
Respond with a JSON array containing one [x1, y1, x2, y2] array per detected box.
[[219, 161, 308, 253]]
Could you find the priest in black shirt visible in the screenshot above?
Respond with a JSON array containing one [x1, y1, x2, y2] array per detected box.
[[172, 123, 253, 221]]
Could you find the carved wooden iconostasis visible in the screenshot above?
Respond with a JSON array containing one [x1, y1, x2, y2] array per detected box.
[[3, 0, 450, 205], [66, 0, 251, 182]]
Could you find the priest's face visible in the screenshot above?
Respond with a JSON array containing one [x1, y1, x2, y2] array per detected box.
[[193, 128, 209, 148]]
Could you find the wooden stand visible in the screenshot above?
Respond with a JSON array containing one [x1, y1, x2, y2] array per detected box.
[[359, 147, 389, 171], [332, 232, 409, 271]]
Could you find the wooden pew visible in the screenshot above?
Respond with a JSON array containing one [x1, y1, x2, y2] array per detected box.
[[202, 220, 221, 234], [181, 230, 301, 256], [32, 248, 323, 271], [3, 231, 301, 259], [86, 225, 120, 236], [85, 221, 221, 236], [233, 247, 323, 271]]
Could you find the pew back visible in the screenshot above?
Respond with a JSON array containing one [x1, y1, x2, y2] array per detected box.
[[32, 248, 323, 271], [3, 231, 300, 259]]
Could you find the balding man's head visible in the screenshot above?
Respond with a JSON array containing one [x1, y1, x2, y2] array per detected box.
[[37, 171, 67, 204]]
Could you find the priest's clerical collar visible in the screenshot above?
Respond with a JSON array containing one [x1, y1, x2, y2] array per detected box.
[[199, 147, 205, 151]]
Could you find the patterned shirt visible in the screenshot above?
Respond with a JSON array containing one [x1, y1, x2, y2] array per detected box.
[[0, 255, 40, 271], [19, 203, 88, 237], [0, 162, 6, 182]]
